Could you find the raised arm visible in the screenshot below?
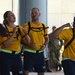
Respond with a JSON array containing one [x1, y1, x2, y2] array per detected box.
[[2, 27, 16, 47], [51, 23, 71, 38], [22, 28, 30, 45]]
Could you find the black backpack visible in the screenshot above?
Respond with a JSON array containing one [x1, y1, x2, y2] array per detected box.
[[0, 24, 21, 40], [0, 23, 9, 37], [21, 22, 49, 45], [27, 22, 49, 36], [64, 28, 75, 49]]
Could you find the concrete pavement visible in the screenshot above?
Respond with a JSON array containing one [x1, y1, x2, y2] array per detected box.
[[29, 70, 64, 75], [10, 70, 64, 75]]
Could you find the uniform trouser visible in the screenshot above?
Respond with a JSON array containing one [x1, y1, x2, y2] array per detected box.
[[49, 50, 60, 69], [0, 52, 1, 75], [0, 52, 24, 75], [0, 65, 1, 75], [24, 51, 46, 72], [62, 59, 75, 75]]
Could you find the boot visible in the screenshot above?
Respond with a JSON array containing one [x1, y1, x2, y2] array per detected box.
[[56, 64, 62, 71]]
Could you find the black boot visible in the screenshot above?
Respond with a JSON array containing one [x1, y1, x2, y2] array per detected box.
[[59, 64, 62, 71], [56, 64, 62, 71], [47, 68, 52, 72]]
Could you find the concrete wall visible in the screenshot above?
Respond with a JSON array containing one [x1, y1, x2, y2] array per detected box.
[[19, 0, 47, 25]]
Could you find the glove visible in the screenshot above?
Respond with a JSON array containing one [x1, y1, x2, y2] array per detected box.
[[0, 23, 9, 37]]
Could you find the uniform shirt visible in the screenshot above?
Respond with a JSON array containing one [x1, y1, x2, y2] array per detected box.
[[58, 28, 75, 60], [23, 21, 48, 50], [48, 34, 61, 51], [0, 24, 25, 52]]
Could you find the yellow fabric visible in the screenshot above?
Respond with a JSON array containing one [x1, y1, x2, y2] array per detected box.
[[0, 25, 25, 52], [23, 21, 48, 50], [58, 28, 75, 60]]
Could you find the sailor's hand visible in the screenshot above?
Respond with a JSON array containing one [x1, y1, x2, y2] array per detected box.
[[23, 28, 28, 34], [40, 44, 46, 50], [30, 43, 37, 49], [13, 27, 17, 34], [63, 23, 71, 28]]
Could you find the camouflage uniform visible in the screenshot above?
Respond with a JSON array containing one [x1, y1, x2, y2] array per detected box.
[[48, 34, 63, 70]]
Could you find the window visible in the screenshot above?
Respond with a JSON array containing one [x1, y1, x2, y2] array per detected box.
[[48, 0, 75, 33], [0, 0, 19, 25]]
